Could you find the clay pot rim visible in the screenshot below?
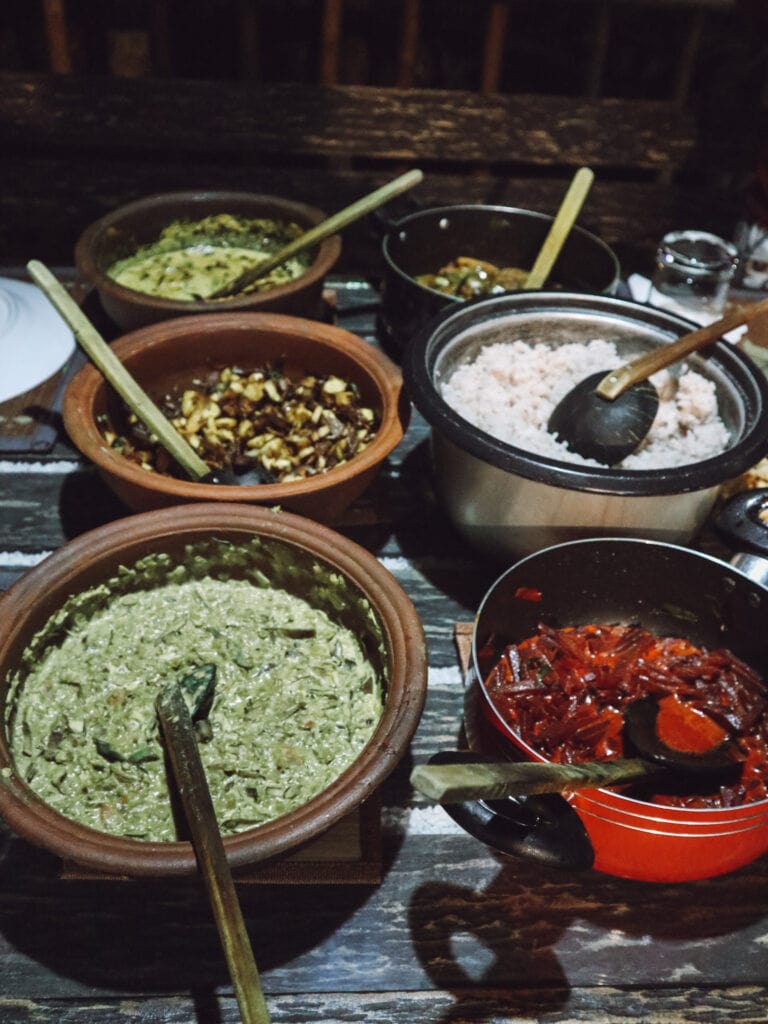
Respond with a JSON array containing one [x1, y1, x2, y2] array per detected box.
[[0, 503, 427, 877], [61, 310, 407, 507]]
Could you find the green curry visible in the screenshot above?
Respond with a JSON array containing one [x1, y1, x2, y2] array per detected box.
[[6, 538, 384, 842], [107, 213, 313, 301]]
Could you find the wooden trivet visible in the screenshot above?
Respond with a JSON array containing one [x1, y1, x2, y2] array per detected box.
[[61, 793, 382, 886], [454, 621, 473, 677]]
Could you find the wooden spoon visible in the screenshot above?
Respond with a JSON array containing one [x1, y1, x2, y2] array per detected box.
[[157, 681, 271, 1024], [548, 296, 768, 465], [26, 259, 247, 484], [411, 745, 738, 804], [209, 168, 424, 299], [412, 695, 738, 804], [523, 166, 594, 289], [412, 754, 660, 803]]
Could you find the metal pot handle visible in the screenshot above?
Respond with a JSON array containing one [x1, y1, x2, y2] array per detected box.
[[714, 488, 768, 586], [371, 194, 424, 236]]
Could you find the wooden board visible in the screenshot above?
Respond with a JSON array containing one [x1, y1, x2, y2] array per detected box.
[[61, 793, 382, 885]]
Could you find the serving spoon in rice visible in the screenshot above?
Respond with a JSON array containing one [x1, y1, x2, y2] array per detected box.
[[547, 297, 768, 465]]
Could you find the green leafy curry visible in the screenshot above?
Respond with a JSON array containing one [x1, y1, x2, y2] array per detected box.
[[5, 537, 385, 842]]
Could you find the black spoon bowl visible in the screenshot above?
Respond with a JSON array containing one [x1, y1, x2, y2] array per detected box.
[[547, 372, 659, 465], [547, 298, 768, 465]]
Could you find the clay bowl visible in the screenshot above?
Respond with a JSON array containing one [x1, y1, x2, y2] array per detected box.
[[62, 311, 408, 520], [0, 503, 428, 877], [74, 190, 342, 331]]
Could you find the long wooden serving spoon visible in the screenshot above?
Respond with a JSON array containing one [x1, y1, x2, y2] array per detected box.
[[157, 680, 271, 1024], [26, 259, 243, 484], [411, 696, 738, 803], [548, 296, 768, 465], [523, 166, 595, 290], [208, 168, 424, 299]]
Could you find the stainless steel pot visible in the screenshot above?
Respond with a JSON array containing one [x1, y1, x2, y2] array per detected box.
[[403, 292, 768, 559]]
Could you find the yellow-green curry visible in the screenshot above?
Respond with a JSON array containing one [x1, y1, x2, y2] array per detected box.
[[107, 213, 313, 301]]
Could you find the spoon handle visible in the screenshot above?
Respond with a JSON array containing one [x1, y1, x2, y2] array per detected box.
[[210, 168, 424, 299], [26, 260, 211, 481], [410, 757, 652, 803], [597, 296, 768, 399], [524, 167, 594, 290], [157, 683, 272, 1024]]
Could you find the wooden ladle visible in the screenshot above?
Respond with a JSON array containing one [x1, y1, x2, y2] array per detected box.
[[209, 168, 424, 299], [411, 696, 738, 804], [26, 259, 257, 485], [157, 680, 271, 1024], [548, 296, 768, 465]]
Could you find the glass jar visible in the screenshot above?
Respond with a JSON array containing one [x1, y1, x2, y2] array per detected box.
[[651, 229, 739, 319]]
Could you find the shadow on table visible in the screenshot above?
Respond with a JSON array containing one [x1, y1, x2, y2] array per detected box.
[[407, 850, 768, 1023], [0, 824, 404, 997], [389, 439, 503, 605], [58, 466, 130, 539]]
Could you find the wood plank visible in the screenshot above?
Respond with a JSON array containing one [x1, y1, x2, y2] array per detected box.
[[0, 157, 740, 274], [0, 828, 767, 998], [0, 74, 697, 170], [0, 986, 764, 1024], [0, 985, 764, 1024]]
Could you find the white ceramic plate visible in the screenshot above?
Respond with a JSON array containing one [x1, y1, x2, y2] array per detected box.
[[0, 277, 75, 404]]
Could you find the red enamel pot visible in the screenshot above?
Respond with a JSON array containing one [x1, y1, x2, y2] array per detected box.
[[464, 518, 768, 882]]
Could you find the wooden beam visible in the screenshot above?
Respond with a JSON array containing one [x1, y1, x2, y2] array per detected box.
[[41, 0, 73, 74]]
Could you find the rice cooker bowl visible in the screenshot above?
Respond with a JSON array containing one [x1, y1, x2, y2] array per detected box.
[[403, 292, 768, 559]]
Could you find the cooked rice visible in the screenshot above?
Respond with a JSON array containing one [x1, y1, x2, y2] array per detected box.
[[440, 338, 730, 469]]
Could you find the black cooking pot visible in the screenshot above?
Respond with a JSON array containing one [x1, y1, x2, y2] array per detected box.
[[379, 204, 621, 356]]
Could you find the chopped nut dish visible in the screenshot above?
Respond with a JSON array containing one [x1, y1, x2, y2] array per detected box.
[[99, 365, 380, 482]]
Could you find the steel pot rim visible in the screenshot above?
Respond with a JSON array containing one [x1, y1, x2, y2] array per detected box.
[[403, 291, 768, 496]]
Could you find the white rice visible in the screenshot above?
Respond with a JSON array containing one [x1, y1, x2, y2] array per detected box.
[[440, 338, 731, 470]]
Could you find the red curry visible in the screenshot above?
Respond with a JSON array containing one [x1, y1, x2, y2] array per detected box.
[[483, 623, 768, 808]]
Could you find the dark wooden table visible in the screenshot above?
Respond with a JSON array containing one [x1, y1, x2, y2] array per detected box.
[[1, 272, 767, 1024]]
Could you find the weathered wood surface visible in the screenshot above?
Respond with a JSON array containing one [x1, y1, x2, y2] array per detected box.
[[1, 274, 768, 1022], [0, 76, 697, 166], [1, 274, 768, 1024], [1, 73, 760, 274]]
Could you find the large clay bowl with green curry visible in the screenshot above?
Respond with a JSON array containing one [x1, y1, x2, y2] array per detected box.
[[0, 503, 427, 877], [75, 190, 342, 331]]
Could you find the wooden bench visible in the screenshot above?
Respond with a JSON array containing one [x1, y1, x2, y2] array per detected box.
[[0, 71, 763, 279]]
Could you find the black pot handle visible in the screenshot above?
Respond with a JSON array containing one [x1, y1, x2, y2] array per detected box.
[[713, 488, 768, 557], [426, 751, 594, 871], [371, 194, 425, 237]]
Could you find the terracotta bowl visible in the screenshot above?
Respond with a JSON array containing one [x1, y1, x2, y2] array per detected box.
[[0, 503, 428, 877], [74, 190, 342, 331], [62, 311, 408, 519]]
